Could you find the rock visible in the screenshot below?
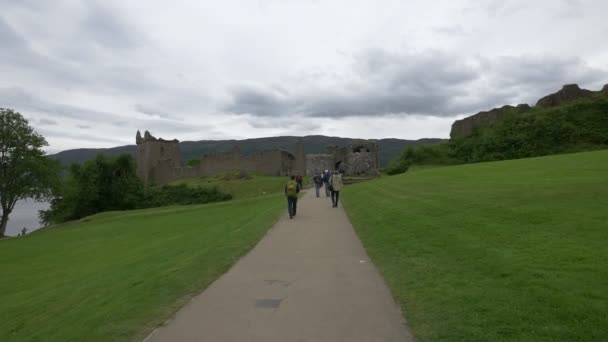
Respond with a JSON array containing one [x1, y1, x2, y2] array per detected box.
[[450, 83, 606, 139], [450, 104, 531, 139], [136, 130, 143, 144], [144, 130, 156, 142], [535, 84, 594, 107]]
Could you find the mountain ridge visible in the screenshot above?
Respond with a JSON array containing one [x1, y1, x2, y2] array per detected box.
[[50, 135, 445, 168]]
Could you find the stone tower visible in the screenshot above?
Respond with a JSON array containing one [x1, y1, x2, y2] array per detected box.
[[136, 130, 182, 185], [294, 138, 306, 176]]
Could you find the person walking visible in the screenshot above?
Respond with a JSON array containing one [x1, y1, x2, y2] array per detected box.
[[322, 170, 331, 197], [329, 170, 344, 208], [285, 175, 301, 219], [295, 174, 303, 189], [313, 173, 323, 197]]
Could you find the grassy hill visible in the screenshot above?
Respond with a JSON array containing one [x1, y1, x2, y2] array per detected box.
[[343, 149, 608, 341], [0, 194, 285, 341], [50, 135, 444, 168]]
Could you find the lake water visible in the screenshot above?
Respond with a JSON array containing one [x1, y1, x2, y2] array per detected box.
[[5, 200, 50, 236]]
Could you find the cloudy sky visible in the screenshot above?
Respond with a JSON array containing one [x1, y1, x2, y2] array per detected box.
[[1, 0, 607, 153]]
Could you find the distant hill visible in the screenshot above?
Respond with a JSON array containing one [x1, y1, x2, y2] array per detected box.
[[50, 135, 445, 168]]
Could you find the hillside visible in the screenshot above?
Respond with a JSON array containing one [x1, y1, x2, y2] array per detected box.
[[343, 150, 608, 341], [451, 83, 608, 139], [50, 135, 444, 168]]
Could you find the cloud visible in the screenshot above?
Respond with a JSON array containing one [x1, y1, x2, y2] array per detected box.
[[76, 124, 91, 129], [135, 104, 183, 121], [225, 49, 608, 121], [432, 25, 470, 36], [1, 87, 211, 135], [1, 86, 124, 122], [81, 1, 141, 50], [38, 118, 58, 126]]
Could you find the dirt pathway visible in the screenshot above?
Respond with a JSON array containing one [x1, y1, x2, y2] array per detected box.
[[145, 190, 414, 342]]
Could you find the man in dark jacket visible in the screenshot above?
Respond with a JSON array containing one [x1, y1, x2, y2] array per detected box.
[[285, 175, 301, 219], [322, 170, 331, 197], [313, 173, 323, 197]]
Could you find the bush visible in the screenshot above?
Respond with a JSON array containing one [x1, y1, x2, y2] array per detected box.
[[385, 143, 458, 175], [142, 184, 232, 207], [385, 158, 410, 175], [40, 154, 232, 225]]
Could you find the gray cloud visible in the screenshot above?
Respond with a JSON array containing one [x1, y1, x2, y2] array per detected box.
[[225, 49, 608, 120], [432, 25, 470, 36], [135, 104, 182, 121], [1, 87, 210, 135], [76, 124, 91, 129], [81, 1, 140, 50], [37, 128, 126, 145], [0, 16, 26, 47], [1, 86, 124, 122], [38, 118, 58, 126]]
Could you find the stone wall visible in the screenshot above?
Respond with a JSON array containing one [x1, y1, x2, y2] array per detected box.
[[241, 150, 294, 176], [199, 147, 241, 176], [305, 154, 334, 176], [136, 131, 380, 184], [345, 151, 378, 176], [136, 131, 182, 185]]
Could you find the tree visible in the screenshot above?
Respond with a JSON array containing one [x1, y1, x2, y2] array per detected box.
[[40, 154, 145, 224], [186, 157, 201, 167], [0, 108, 60, 237]]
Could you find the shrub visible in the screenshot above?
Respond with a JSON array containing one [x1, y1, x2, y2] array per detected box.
[[40, 154, 232, 225]]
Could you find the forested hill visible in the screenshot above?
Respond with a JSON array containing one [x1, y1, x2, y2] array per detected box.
[[49, 135, 445, 168]]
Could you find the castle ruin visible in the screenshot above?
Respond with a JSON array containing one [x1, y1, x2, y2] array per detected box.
[[136, 131, 380, 185]]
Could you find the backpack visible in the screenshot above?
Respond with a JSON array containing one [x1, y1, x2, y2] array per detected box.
[[286, 180, 298, 197]]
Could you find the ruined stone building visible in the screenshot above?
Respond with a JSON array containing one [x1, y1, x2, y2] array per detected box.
[[136, 131, 380, 185], [305, 141, 380, 177]]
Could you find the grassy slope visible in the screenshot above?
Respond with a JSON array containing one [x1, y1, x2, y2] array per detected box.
[[342, 150, 608, 342], [172, 173, 308, 199], [0, 195, 284, 342]]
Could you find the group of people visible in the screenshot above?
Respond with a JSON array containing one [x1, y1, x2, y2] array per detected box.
[[284, 170, 344, 219]]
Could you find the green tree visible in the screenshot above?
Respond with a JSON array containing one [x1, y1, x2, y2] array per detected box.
[[0, 108, 60, 237], [41, 154, 145, 224], [186, 157, 201, 167]]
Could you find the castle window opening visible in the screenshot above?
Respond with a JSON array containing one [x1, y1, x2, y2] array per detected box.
[[353, 146, 369, 153]]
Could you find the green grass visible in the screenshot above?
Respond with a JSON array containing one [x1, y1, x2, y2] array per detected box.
[[342, 150, 608, 342], [172, 171, 307, 199], [0, 195, 284, 342]]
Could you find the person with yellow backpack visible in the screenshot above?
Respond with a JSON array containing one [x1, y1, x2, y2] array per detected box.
[[329, 170, 344, 208], [285, 175, 301, 219]]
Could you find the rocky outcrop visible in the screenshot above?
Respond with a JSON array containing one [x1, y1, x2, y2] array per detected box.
[[450, 104, 531, 139], [535, 84, 594, 108], [136, 130, 143, 144], [137, 130, 179, 144], [450, 83, 608, 139]]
